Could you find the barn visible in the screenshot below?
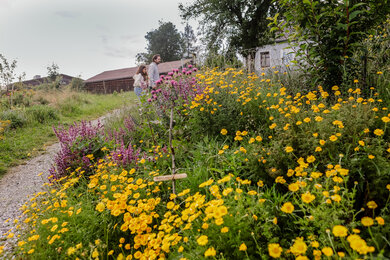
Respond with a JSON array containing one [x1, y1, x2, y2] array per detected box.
[[84, 59, 192, 94]]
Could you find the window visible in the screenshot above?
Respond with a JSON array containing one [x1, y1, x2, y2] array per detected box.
[[260, 52, 270, 68]]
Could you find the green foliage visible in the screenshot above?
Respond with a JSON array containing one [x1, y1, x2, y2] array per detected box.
[[182, 24, 198, 58], [47, 62, 60, 82], [136, 21, 184, 64], [70, 77, 85, 91], [26, 105, 58, 124], [0, 54, 17, 92], [179, 0, 278, 58], [0, 109, 27, 129], [272, 0, 390, 92]]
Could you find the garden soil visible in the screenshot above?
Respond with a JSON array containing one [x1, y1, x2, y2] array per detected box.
[[0, 108, 122, 257]]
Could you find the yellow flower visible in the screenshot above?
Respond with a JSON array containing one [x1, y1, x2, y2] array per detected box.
[[375, 217, 385, 225], [332, 225, 348, 237], [354, 79, 359, 83], [92, 249, 99, 258], [285, 146, 294, 153], [239, 243, 247, 251], [256, 136, 263, 142], [322, 247, 333, 256], [220, 129, 228, 135], [329, 135, 338, 142], [268, 243, 283, 258], [204, 247, 216, 257], [368, 154, 375, 159], [301, 192, 315, 203], [273, 217, 278, 225], [361, 217, 374, 226], [382, 116, 390, 123], [306, 155, 316, 163], [290, 237, 307, 255], [197, 235, 208, 246], [288, 183, 299, 192], [315, 146, 322, 152], [374, 129, 384, 136], [221, 227, 229, 233], [139, 158, 146, 164], [367, 201, 377, 209], [281, 202, 294, 213], [167, 201, 175, 209]]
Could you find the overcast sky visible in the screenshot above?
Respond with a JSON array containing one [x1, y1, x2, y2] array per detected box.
[[0, 0, 197, 81]]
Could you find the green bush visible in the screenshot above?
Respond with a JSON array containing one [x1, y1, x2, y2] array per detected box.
[[0, 109, 28, 129], [59, 101, 81, 116], [26, 105, 59, 124]]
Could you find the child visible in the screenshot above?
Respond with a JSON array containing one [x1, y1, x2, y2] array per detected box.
[[133, 65, 148, 97]]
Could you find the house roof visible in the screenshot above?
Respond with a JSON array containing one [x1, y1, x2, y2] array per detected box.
[[11, 74, 77, 87], [85, 59, 192, 83]]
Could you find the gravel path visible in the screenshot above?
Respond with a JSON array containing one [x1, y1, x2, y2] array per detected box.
[[0, 109, 123, 256]]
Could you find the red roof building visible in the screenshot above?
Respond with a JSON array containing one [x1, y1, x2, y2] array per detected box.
[[84, 59, 192, 94]]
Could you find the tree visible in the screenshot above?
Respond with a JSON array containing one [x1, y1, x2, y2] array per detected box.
[[47, 62, 60, 82], [272, 0, 390, 91], [182, 24, 198, 58], [136, 21, 184, 64], [0, 54, 17, 92], [179, 0, 279, 68]]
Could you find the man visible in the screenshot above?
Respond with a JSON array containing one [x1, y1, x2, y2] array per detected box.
[[148, 54, 161, 89]]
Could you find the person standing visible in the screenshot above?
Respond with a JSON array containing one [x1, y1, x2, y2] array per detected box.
[[133, 65, 148, 98], [148, 54, 161, 89]]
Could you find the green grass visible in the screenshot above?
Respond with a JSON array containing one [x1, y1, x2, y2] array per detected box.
[[0, 91, 138, 177]]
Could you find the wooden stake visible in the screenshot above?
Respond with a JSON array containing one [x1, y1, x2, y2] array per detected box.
[[153, 173, 187, 182], [168, 107, 177, 194]]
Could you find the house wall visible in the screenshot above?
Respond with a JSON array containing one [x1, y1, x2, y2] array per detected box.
[[255, 42, 297, 74], [84, 78, 134, 94]]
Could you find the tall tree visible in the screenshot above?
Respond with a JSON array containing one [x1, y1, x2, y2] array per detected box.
[[182, 24, 198, 58], [179, 0, 278, 63], [136, 21, 184, 64]]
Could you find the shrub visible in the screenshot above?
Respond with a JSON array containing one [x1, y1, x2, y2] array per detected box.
[[26, 105, 58, 124], [50, 121, 106, 179], [0, 109, 28, 129]]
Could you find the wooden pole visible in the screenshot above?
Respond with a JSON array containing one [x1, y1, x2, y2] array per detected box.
[[169, 106, 176, 194]]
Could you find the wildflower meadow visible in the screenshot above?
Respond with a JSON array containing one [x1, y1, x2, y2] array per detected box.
[[1, 15, 390, 260]]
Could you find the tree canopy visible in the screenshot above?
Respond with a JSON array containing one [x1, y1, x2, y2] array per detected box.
[[179, 0, 278, 58], [136, 21, 184, 64]]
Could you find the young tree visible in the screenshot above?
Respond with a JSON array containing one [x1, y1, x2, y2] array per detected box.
[[136, 21, 184, 64], [182, 24, 198, 58], [0, 54, 17, 92], [47, 62, 60, 82], [179, 0, 279, 69]]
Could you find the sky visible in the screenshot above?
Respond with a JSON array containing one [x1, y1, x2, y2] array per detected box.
[[0, 0, 197, 81]]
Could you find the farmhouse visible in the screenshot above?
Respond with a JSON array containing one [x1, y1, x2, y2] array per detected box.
[[255, 37, 297, 74], [84, 59, 192, 94]]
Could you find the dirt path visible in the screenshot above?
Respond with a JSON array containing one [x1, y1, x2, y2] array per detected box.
[[0, 108, 123, 254]]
